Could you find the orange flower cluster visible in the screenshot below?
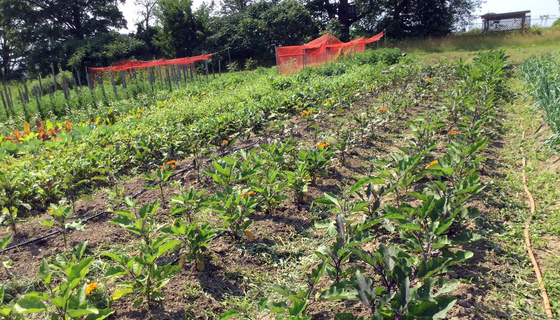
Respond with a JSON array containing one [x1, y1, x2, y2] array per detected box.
[[379, 108, 387, 113], [241, 190, 256, 198], [85, 283, 98, 295], [222, 140, 227, 146], [425, 159, 438, 169], [317, 141, 330, 148], [300, 110, 311, 116], [426, 78, 433, 82], [448, 130, 459, 136], [325, 100, 331, 104]]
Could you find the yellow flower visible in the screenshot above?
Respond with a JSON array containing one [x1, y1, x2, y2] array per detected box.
[[248, 191, 255, 195], [426, 78, 432, 82], [86, 283, 98, 295]]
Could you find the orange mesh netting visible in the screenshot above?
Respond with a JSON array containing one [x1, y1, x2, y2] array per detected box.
[[276, 31, 384, 75], [88, 53, 215, 77]]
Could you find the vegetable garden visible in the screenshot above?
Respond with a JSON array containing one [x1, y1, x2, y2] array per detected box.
[[0, 47, 559, 320]]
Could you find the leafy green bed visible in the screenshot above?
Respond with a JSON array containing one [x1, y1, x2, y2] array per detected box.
[[0, 49, 403, 215]]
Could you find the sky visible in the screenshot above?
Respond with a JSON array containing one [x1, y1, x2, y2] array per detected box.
[[118, 0, 560, 32]]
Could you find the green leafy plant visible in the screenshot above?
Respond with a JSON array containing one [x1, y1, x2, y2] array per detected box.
[[0, 285, 20, 320], [169, 185, 209, 222], [142, 162, 176, 207], [0, 236, 13, 279], [163, 218, 215, 271], [105, 200, 181, 310], [42, 200, 84, 248], [210, 186, 258, 241], [15, 243, 113, 320], [283, 162, 311, 203], [249, 168, 289, 214]]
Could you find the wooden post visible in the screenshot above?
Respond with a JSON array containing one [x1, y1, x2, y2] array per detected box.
[[176, 64, 182, 83], [98, 75, 107, 101], [165, 67, 172, 91], [72, 77, 79, 95], [62, 78, 70, 100], [51, 63, 58, 91], [39, 74, 44, 93], [204, 56, 209, 81], [189, 58, 194, 81], [7, 87, 14, 111], [121, 71, 127, 89], [110, 71, 118, 99], [219, 58, 222, 77], [34, 87, 44, 118], [0, 90, 9, 118], [22, 79, 30, 103], [3, 87, 13, 115], [76, 71, 82, 88], [384, 29, 387, 48], [18, 88, 29, 119], [182, 64, 187, 83]]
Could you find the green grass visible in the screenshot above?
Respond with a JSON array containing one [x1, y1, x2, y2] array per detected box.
[[394, 27, 560, 64]]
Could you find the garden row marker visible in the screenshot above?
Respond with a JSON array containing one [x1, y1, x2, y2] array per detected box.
[[521, 130, 553, 318]]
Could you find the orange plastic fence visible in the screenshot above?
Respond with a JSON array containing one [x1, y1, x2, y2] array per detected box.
[[276, 31, 384, 75], [88, 53, 215, 75]]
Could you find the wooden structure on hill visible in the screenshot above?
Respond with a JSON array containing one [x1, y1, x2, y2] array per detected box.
[[480, 10, 531, 33]]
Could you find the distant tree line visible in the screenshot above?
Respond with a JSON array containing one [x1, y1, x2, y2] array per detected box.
[[0, 0, 481, 80]]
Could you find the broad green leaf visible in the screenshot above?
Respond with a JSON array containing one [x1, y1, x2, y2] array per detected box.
[[15, 297, 47, 314], [111, 288, 134, 301], [0, 235, 12, 250], [320, 281, 358, 301], [288, 299, 307, 316], [85, 308, 115, 320], [40, 220, 54, 227], [67, 306, 98, 318], [67, 257, 93, 287], [220, 310, 240, 320]]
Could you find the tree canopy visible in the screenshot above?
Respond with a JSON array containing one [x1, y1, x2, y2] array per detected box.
[[0, 0, 482, 80]]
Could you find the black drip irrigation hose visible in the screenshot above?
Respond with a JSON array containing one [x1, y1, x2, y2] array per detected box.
[[1, 138, 263, 254]]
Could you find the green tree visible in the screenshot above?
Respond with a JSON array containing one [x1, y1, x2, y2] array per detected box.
[[0, 0, 33, 80], [307, 0, 482, 40], [19, 0, 126, 74], [204, 0, 317, 65], [154, 0, 205, 57]]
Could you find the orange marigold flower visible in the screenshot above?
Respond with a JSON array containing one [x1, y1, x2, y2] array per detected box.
[[222, 140, 227, 146], [426, 78, 432, 82], [241, 193, 248, 198], [172, 165, 176, 170], [85, 283, 98, 295], [425, 160, 438, 169], [167, 160, 176, 165], [420, 228, 425, 232], [248, 191, 255, 195], [161, 165, 166, 169]]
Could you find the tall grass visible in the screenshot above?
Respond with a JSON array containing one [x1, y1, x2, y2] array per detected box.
[[393, 27, 560, 53], [521, 55, 560, 151]]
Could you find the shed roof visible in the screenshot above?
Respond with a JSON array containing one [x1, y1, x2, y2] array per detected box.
[[481, 10, 531, 20]]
